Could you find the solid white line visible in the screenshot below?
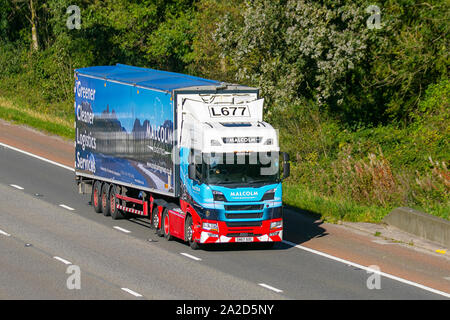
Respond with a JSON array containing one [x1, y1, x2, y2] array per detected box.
[[10, 184, 24, 190], [180, 252, 202, 261], [121, 288, 143, 297], [258, 283, 283, 293], [113, 226, 131, 234], [282, 240, 450, 298], [0, 142, 74, 172], [3, 139, 447, 297], [59, 204, 75, 211], [0, 229, 11, 237], [53, 256, 72, 265]]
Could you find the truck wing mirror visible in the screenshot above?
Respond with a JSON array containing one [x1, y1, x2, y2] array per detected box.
[[283, 162, 290, 180], [188, 164, 196, 180]]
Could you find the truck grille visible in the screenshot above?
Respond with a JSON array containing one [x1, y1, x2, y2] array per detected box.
[[227, 233, 262, 237], [225, 221, 262, 228], [224, 204, 264, 211], [225, 213, 263, 219]]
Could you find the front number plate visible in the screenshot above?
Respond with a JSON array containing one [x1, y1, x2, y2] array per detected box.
[[236, 237, 253, 243]]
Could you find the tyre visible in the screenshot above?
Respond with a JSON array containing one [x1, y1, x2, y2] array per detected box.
[[185, 215, 200, 250], [162, 209, 173, 241], [152, 206, 163, 237], [109, 185, 125, 220], [92, 181, 102, 213], [101, 183, 111, 216]]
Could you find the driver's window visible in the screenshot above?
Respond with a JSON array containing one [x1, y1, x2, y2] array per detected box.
[[195, 163, 202, 181], [190, 148, 203, 183]]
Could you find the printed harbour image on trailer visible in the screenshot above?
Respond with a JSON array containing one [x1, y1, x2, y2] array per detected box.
[[74, 73, 175, 194]]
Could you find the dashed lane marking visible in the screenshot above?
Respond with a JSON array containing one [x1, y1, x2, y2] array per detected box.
[[180, 253, 202, 261], [0, 229, 11, 237], [59, 204, 75, 211], [53, 256, 72, 265], [258, 283, 283, 293], [121, 288, 143, 298], [113, 226, 131, 234]]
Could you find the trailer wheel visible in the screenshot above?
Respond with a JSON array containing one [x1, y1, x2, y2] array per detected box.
[[162, 209, 173, 241], [153, 206, 163, 237], [92, 181, 102, 213], [101, 183, 111, 216], [109, 185, 125, 220], [185, 215, 200, 250]]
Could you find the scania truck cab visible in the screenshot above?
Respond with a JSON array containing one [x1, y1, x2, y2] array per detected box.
[[176, 87, 289, 247]]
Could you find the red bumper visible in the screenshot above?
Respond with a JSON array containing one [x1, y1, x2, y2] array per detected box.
[[198, 219, 283, 244]]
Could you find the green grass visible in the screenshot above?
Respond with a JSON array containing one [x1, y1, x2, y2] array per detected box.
[[283, 183, 393, 223], [0, 97, 74, 140]]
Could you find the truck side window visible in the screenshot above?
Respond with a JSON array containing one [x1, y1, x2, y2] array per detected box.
[[195, 163, 202, 182], [190, 148, 203, 183]]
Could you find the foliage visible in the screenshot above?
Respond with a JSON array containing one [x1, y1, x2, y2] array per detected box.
[[0, 0, 448, 221], [216, 0, 372, 114]]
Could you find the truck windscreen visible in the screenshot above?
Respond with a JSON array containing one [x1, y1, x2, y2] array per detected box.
[[203, 152, 279, 185]]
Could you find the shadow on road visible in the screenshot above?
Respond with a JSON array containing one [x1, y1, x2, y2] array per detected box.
[[282, 205, 328, 245], [200, 205, 328, 252], [126, 204, 328, 252]]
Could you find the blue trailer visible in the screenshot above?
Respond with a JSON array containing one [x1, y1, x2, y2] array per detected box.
[[75, 64, 289, 249]]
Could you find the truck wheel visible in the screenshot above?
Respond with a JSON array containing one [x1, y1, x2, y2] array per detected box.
[[109, 185, 125, 220], [101, 183, 111, 216], [185, 215, 200, 250], [153, 206, 163, 237], [162, 209, 173, 241], [92, 181, 102, 213]]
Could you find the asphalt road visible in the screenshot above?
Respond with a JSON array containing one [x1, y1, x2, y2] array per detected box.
[[0, 144, 447, 299]]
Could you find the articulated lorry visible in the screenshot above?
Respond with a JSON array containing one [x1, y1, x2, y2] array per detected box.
[[75, 64, 289, 249]]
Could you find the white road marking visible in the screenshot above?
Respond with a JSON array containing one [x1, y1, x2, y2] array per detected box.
[[0, 142, 74, 172], [258, 283, 283, 293], [113, 226, 131, 234], [3, 142, 448, 298], [180, 253, 202, 261], [59, 204, 75, 211], [121, 288, 143, 297], [282, 240, 450, 298], [53, 256, 72, 265], [0, 229, 11, 237], [10, 184, 24, 190]]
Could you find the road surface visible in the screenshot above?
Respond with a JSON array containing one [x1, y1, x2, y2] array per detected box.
[[0, 121, 449, 299]]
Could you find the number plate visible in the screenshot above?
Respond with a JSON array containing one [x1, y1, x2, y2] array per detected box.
[[235, 237, 253, 243], [209, 105, 250, 118]]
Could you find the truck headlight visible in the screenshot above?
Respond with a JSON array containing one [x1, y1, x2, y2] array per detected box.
[[212, 190, 226, 201], [270, 220, 282, 230], [202, 222, 218, 232], [261, 189, 276, 201]]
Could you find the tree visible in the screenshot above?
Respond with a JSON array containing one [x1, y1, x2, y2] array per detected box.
[[215, 0, 371, 117], [8, 0, 40, 50]]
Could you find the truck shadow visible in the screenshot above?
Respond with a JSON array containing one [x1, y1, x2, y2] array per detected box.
[[126, 205, 328, 252], [200, 205, 328, 252]]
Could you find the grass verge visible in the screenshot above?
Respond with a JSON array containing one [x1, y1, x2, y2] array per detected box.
[[283, 183, 390, 223], [0, 96, 74, 140]]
